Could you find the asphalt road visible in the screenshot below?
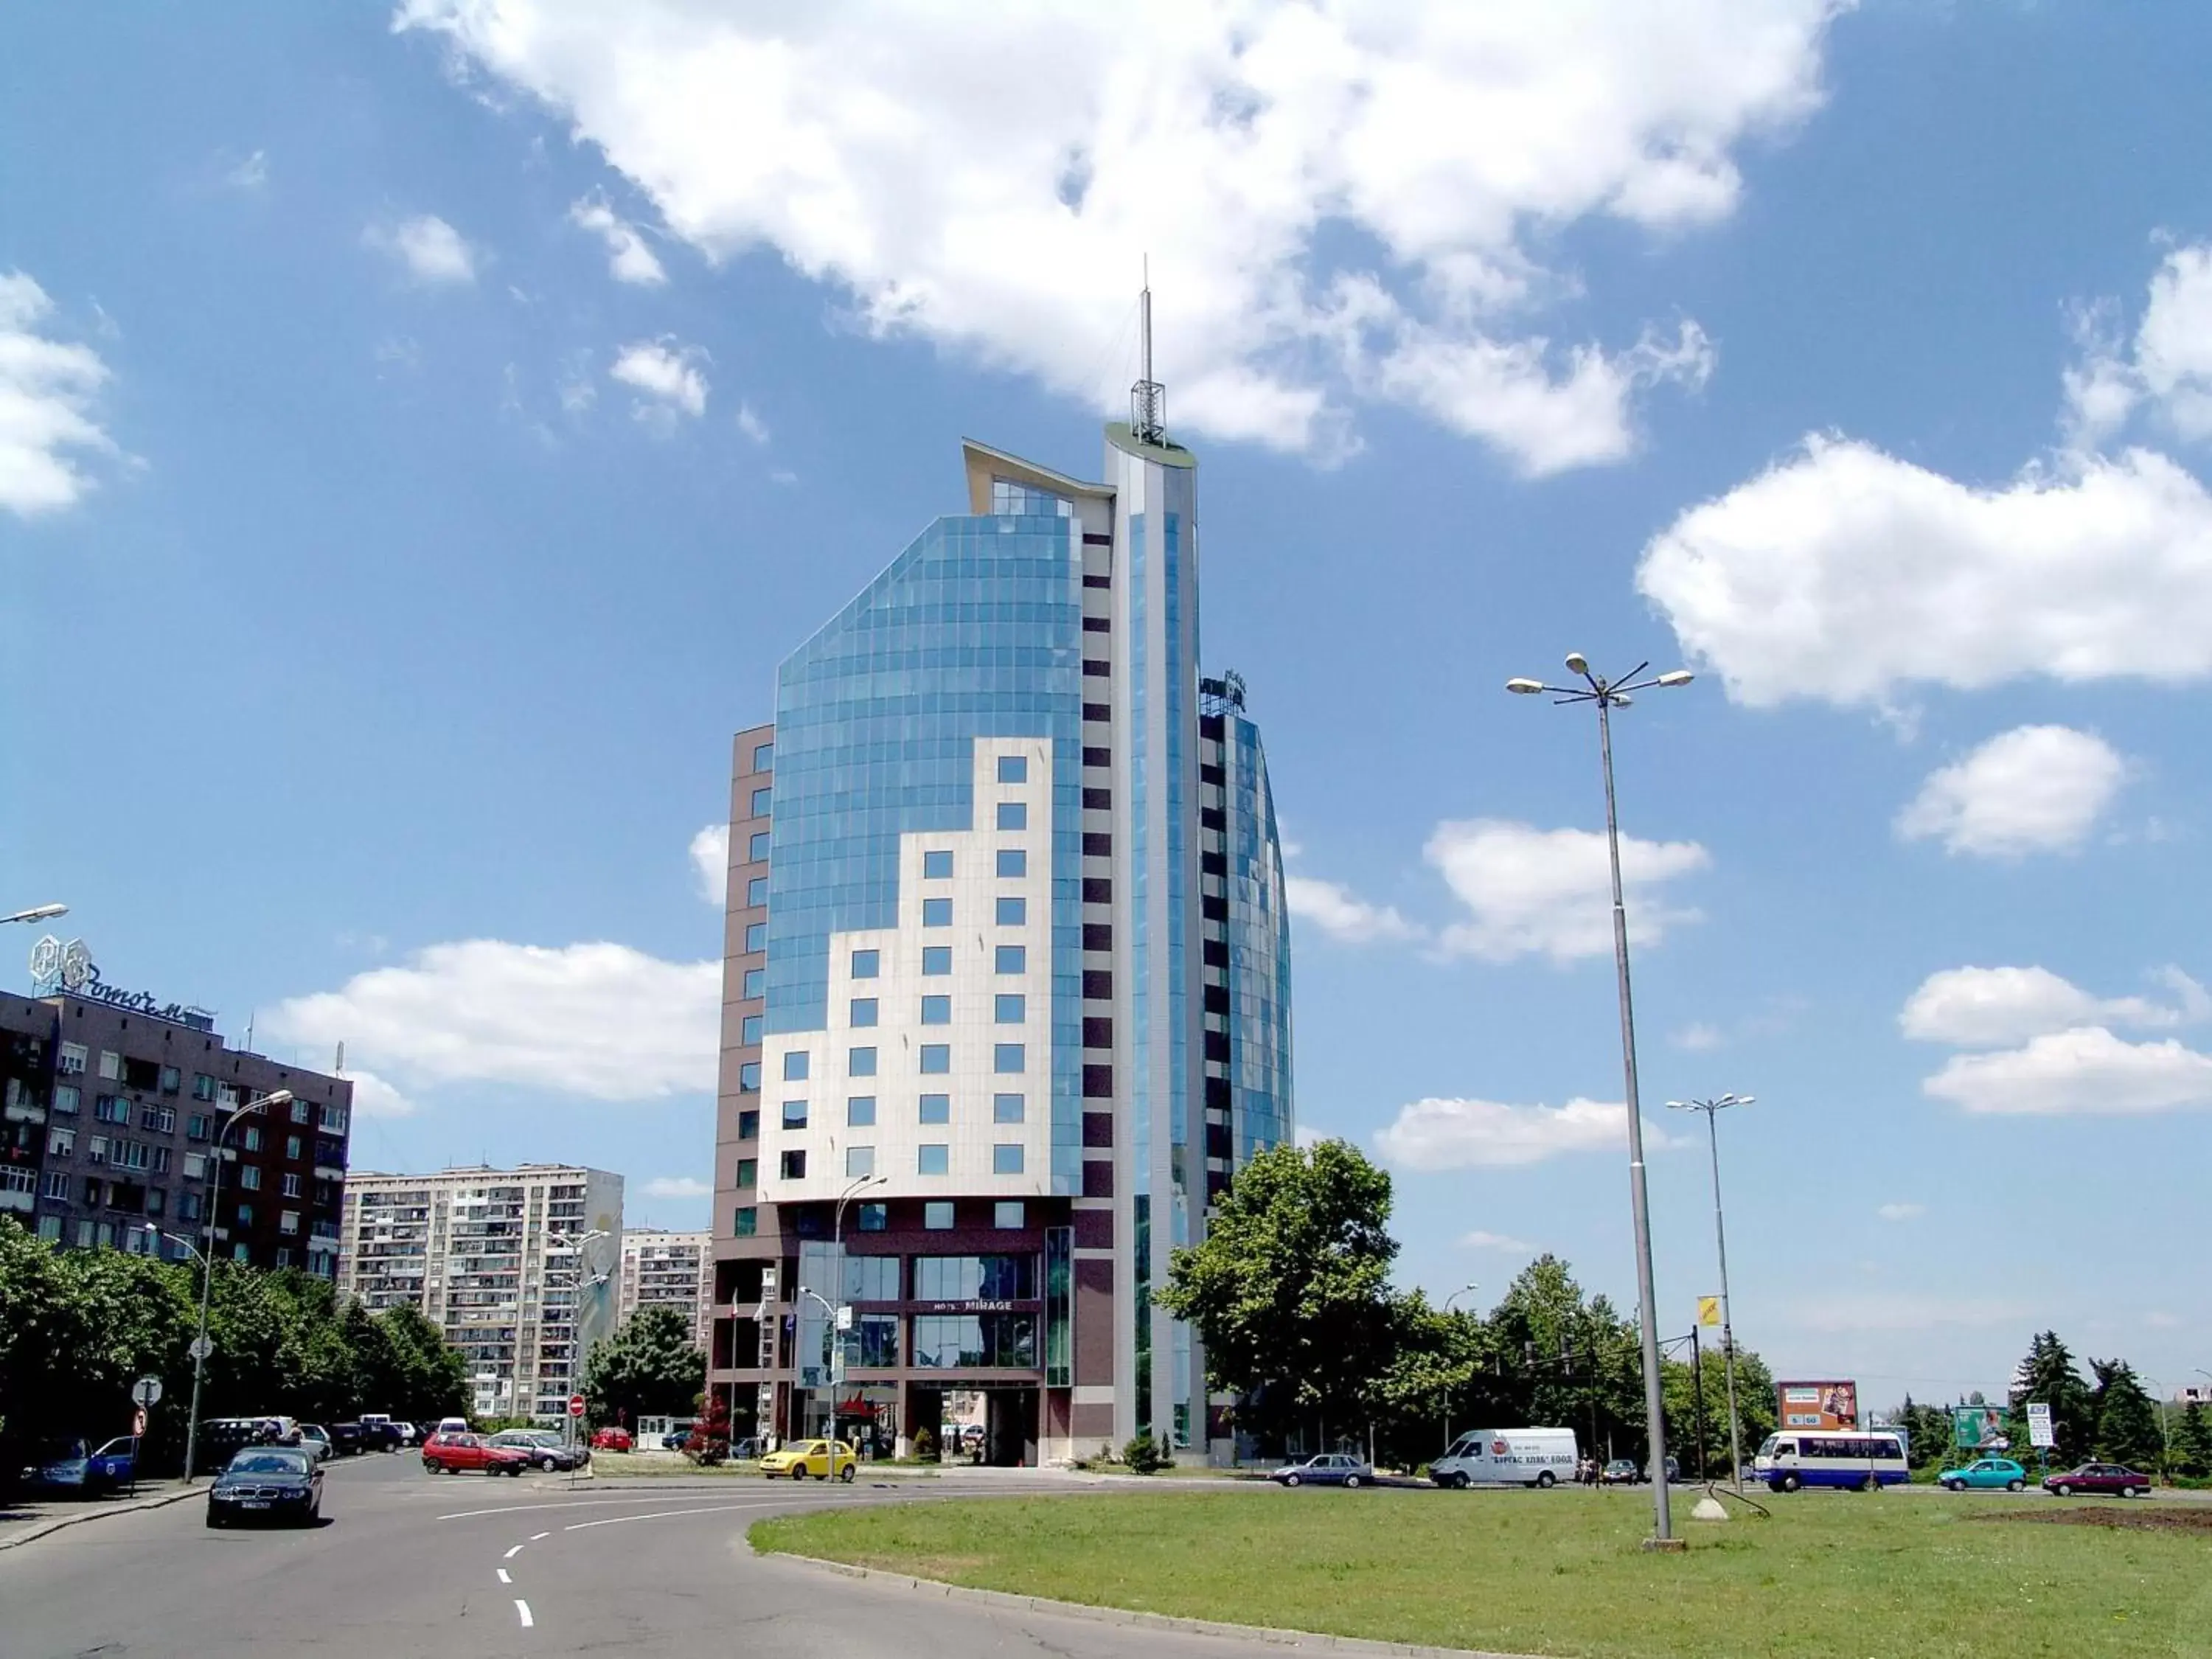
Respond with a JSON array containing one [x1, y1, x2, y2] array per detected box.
[[0, 1453, 1334, 1659]]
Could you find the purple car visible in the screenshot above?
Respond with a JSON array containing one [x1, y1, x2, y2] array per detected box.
[[2042, 1463, 2153, 1498]]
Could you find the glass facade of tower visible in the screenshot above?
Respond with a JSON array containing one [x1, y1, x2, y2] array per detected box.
[[1220, 703, 1293, 1160]]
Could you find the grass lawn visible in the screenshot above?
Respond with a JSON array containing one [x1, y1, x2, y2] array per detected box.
[[750, 1488, 2211, 1658]]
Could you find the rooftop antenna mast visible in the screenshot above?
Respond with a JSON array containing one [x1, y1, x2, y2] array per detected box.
[[1131, 256, 1166, 445]]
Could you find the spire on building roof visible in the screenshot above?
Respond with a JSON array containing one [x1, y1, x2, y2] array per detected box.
[[1130, 257, 1166, 445]]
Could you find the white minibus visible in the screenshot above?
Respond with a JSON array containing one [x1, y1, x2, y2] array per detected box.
[[1754, 1428, 1909, 1492]]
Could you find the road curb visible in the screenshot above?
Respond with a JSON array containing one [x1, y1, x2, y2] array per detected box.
[[0, 1484, 202, 1552], [759, 1548, 1541, 1658]]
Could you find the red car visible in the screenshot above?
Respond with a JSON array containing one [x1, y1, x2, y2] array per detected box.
[[2042, 1462, 2154, 1498], [421, 1431, 531, 1476], [590, 1426, 633, 1452]]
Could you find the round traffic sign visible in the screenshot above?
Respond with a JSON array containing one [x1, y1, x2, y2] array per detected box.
[[132, 1374, 163, 1408], [188, 1335, 214, 1361], [568, 1394, 586, 1417]]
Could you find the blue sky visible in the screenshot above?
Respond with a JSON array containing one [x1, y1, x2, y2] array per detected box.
[[8, 1, 2212, 1405]]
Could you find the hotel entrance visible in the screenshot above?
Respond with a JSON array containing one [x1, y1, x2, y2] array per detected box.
[[904, 1382, 1040, 1466]]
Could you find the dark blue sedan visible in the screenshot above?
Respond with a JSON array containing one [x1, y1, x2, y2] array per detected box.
[[206, 1447, 323, 1528], [1269, 1453, 1374, 1489]]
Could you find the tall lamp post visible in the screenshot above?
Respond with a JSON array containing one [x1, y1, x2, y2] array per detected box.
[[184, 1089, 291, 1482], [546, 1229, 610, 1447], [1441, 1284, 1481, 1451], [1666, 1093, 1753, 1492], [813, 1174, 887, 1447], [1507, 654, 1694, 1545]]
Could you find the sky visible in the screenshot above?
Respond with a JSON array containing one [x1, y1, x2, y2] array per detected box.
[[7, 1, 2212, 1408]]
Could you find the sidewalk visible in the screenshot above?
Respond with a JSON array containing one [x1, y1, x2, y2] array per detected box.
[[0, 1482, 203, 1552]]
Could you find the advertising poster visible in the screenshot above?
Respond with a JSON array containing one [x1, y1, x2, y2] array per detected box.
[[1953, 1405, 2008, 1450], [1778, 1380, 1860, 1430]]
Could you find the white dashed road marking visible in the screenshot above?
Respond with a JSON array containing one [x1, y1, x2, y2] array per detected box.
[[504, 1544, 525, 1559], [515, 1599, 534, 1629], [497, 1568, 512, 1585], [530, 1531, 551, 1540]]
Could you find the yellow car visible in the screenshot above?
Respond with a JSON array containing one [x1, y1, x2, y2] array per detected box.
[[759, 1439, 858, 1482]]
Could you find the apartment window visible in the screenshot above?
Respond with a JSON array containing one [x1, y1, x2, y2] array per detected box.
[[995, 945, 1026, 975], [779, 1150, 807, 1180], [87, 1138, 108, 1165], [745, 922, 767, 953], [922, 897, 952, 927], [857, 1202, 888, 1231], [274, 1248, 292, 1267], [995, 849, 1026, 877], [242, 1125, 263, 1152], [191, 1074, 217, 1102], [736, 1158, 757, 1189], [850, 949, 880, 979], [36, 1214, 60, 1240], [845, 1145, 875, 1178], [74, 1220, 94, 1248], [923, 850, 953, 878], [183, 1152, 206, 1180], [750, 786, 773, 816], [58, 1043, 87, 1077], [239, 1165, 262, 1192], [920, 995, 950, 1026], [98, 1050, 122, 1081], [849, 1046, 877, 1077], [918, 1146, 950, 1177], [752, 741, 773, 771], [748, 830, 771, 861], [783, 1052, 810, 1082], [922, 946, 951, 975], [282, 1172, 302, 1198], [279, 1210, 301, 1236], [995, 897, 1026, 925], [95, 1096, 129, 1125], [236, 1203, 254, 1227], [919, 1045, 950, 1075], [186, 1114, 210, 1141], [994, 1201, 1026, 1230], [140, 1105, 175, 1133], [997, 801, 1027, 830], [115, 1140, 150, 1172], [52, 1084, 78, 1115], [176, 1191, 201, 1222], [734, 1207, 758, 1237], [285, 1134, 302, 1161], [47, 1127, 74, 1157], [744, 968, 766, 999], [846, 1096, 877, 1127], [146, 1187, 165, 1216], [41, 1170, 68, 1200], [291, 1098, 310, 1124], [993, 1043, 1026, 1075], [737, 1109, 759, 1140], [849, 997, 877, 1027], [993, 1093, 1026, 1124], [994, 995, 1025, 1024], [159, 1065, 181, 1093], [998, 755, 1028, 783], [746, 875, 769, 907], [993, 1144, 1026, 1175], [739, 1062, 762, 1093], [152, 1147, 170, 1175], [322, 1102, 348, 1135], [919, 1093, 950, 1125], [782, 1100, 809, 1130]]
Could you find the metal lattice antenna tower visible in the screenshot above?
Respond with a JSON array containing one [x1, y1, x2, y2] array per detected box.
[[1131, 257, 1165, 444]]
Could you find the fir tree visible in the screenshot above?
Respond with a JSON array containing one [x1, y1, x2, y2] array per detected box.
[[2170, 1400, 2212, 1481], [2089, 1359, 2165, 1472], [2007, 1331, 2094, 1464]]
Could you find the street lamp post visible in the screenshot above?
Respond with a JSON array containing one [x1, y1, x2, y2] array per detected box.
[[1441, 1284, 1480, 1450], [184, 1089, 291, 1482], [3, 903, 69, 925], [1508, 654, 1694, 1545], [813, 1175, 887, 1447], [1666, 1093, 1753, 1492], [545, 1229, 610, 1450]]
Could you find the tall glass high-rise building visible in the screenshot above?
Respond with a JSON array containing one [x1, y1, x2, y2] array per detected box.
[[706, 403, 1293, 1465]]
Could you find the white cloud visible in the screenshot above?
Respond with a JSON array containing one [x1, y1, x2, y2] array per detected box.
[[1895, 726, 2127, 858], [1670, 1022, 1725, 1052], [1377, 1095, 1671, 1169], [0, 273, 118, 518], [226, 150, 269, 191], [735, 401, 770, 445], [689, 823, 728, 906], [1899, 964, 2198, 1048], [395, 0, 1844, 469], [1922, 1026, 2212, 1117], [1292, 1125, 1326, 1151], [1875, 1202, 1924, 1222], [1424, 819, 1708, 964], [568, 193, 667, 286], [342, 1068, 418, 1120], [611, 338, 709, 425], [644, 1175, 710, 1200], [1284, 874, 1416, 945], [1461, 1229, 1537, 1253], [265, 940, 719, 1101], [2063, 245, 2212, 448], [364, 214, 479, 285]]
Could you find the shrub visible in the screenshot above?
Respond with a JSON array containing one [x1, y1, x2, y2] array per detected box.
[[913, 1426, 939, 1462], [1122, 1430, 1172, 1474], [684, 1393, 731, 1467]]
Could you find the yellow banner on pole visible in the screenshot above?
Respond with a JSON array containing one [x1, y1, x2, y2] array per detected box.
[[1697, 1296, 1722, 1327]]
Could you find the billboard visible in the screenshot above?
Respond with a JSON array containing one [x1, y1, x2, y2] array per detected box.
[[1778, 1380, 1860, 1430], [1954, 1405, 2008, 1450]]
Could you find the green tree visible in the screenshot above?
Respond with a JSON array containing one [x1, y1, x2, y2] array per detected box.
[[1661, 1342, 1777, 1478], [1484, 1256, 1646, 1461], [582, 1306, 707, 1427], [2170, 1400, 2212, 1480], [2089, 1359, 2164, 1472], [378, 1303, 470, 1423], [1363, 1291, 1481, 1467], [2007, 1331, 2094, 1464], [1155, 1138, 1397, 1452]]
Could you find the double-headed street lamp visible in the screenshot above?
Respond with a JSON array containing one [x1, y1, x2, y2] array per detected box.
[[183, 1088, 291, 1482], [3, 902, 68, 925], [804, 1174, 888, 1444], [1666, 1093, 1753, 1492], [545, 1229, 611, 1444], [1507, 653, 1694, 1545]]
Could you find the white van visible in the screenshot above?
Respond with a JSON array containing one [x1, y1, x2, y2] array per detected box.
[[1431, 1427, 1578, 1489]]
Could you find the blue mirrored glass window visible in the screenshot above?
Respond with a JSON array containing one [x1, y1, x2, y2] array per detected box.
[[993, 1043, 1026, 1074], [920, 1044, 950, 1074], [992, 1144, 1025, 1175], [995, 849, 1026, 877], [782, 1100, 808, 1129], [847, 1096, 877, 1127], [995, 897, 1026, 925], [851, 949, 880, 978], [919, 1093, 950, 1124], [922, 898, 953, 927], [919, 1144, 950, 1176], [923, 850, 953, 878], [921, 995, 950, 1026], [849, 997, 877, 1027], [849, 1046, 877, 1077], [998, 755, 1029, 782], [751, 786, 773, 816], [996, 801, 1027, 831], [995, 994, 1025, 1023], [922, 946, 952, 975], [993, 1093, 1025, 1124], [995, 945, 1026, 974], [782, 1051, 809, 1081]]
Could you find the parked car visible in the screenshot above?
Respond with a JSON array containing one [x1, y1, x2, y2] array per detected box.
[[1601, 1458, 1642, 1485], [433, 1416, 471, 1440], [2043, 1462, 2154, 1498], [296, 1425, 333, 1464], [1653, 1456, 1681, 1484], [326, 1422, 369, 1458], [490, 1430, 585, 1472], [21, 1436, 138, 1494], [392, 1422, 420, 1447], [759, 1439, 858, 1482], [1940, 1458, 2028, 1492], [729, 1436, 763, 1461], [206, 1446, 323, 1528], [591, 1426, 633, 1453], [195, 1418, 282, 1475], [422, 1432, 532, 1476], [660, 1421, 698, 1450], [355, 1415, 403, 1453], [1268, 1453, 1372, 1488]]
